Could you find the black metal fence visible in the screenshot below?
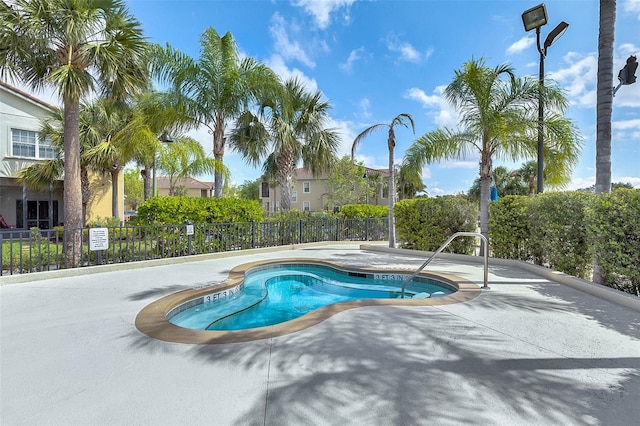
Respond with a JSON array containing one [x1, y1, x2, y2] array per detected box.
[[0, 218, 388, 276]]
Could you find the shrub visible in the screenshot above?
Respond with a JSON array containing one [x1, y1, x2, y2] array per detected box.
[[135, 197, 263, 225], [587, 188, 640, 295], [340, 204, 388, 219], [489, 195, 533, 261], [395, 196, 478, 254], [528, 191, 593, 278]]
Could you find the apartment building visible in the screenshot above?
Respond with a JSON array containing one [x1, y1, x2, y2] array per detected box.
[[0, 81, 121, 228], [259, 167, 389, 213]]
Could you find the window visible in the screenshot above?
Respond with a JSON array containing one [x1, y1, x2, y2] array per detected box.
[[291, 191, 297, 202], [303, 201, 310, 211], [303, 182, 310, 193], [261, 182, 270, 198], [382, 181, 389, 199], [11, 129, 56, 159]]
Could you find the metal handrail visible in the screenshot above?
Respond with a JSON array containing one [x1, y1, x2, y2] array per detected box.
[[400, 232, 490, 298]]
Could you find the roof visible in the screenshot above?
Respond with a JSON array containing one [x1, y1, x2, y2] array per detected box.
[[156, 176, 214, 190], [0, 80, 57, 111], [293, 166, 388, 180]]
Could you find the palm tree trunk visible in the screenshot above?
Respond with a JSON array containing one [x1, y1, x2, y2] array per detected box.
[[594, 0, 616, 284], [111, 169, 120, 218], [63, 97, 83, 267], [141, 167, 151, 200], [213, 118, 226, 198], [479, 155, 492, 256], [595, 0, 615, 195], [388, 132, 396, 248]]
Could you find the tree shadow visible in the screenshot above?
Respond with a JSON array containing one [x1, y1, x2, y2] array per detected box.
[[126, 306, 640, 425]]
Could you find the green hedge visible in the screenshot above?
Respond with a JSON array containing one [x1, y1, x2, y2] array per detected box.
[[134, 197, 263, 225], [489, 195, 533, 261], [340, 204, 388, 218], [587, 189, 639, 296], [528, 192, 593, 279], [489, 189, 639, 295], [395, 197, 478, 254]]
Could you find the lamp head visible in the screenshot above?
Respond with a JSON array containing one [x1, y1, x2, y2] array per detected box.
[[522, 3, 548, 32], [544, 21, 569, 50]]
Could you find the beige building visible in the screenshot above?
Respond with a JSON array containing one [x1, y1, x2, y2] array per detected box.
[[156, 176, 214, 198], [0, 81, 123, 228], [260, 167, 389, 213]]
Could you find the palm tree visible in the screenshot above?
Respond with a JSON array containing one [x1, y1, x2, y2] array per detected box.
[[404, 58, 581, 246], [0, 0, 148, 266], [231, 78, 340, 211], [156, 136, 219, 196], [150, 28, 279, 197], [397, 162, 426, 200], [352, 114, 415, 248]]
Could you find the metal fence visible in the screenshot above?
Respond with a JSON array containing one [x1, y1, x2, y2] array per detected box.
[[0, 218, 388, 275]]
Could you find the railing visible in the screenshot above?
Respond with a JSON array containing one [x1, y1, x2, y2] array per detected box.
[[0, 218, 389, 276], [400, 232, 490, 298]]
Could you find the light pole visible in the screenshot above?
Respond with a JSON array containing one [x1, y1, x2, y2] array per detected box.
[[522, 3, 568, 194]]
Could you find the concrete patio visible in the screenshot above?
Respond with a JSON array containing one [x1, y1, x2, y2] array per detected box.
[[1, 243, 639, 425]]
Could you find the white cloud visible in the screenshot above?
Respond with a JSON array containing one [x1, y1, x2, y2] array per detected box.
[[327, 117, 359, 158], [266, 54, 319, 93], [339, 47, 365, 72], [386, 35, 423, 63], [439, 160, 478, 169], [420, 168, 432, 180], [613, 118, 640, 130], [548, 52, 598, 106], [269, 13, 315, 68], [507, 36, 535, 55], [405, 86, 459, 127], [623, 0, 640, 19], [616, 176, 640, 187], [357, 97, 372, 120], [293, 0, 356, 29]]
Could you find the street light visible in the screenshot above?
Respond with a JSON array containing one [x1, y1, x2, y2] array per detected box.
[[522, 3, 568, 194]]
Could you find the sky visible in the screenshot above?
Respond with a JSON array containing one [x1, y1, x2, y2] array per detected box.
[[17, 0, 640, 194]]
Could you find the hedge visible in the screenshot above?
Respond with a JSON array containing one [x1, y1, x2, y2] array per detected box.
[[395, 197, 478, 254], [489, 195, 533, 261], [340, 204, 388, 218], [587, 189, 639, 296], [134, 197, 263, 225]]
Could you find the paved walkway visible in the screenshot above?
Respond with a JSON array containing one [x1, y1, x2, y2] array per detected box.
[[1, 243, 639, 426]]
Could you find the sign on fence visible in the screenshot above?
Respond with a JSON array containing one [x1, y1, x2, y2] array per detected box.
[[89, 227, 109, 251]]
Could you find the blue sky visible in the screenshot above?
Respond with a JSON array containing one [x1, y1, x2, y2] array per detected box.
[[22, 0, 640, 193]]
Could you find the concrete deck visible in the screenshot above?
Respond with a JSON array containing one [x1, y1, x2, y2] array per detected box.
[[1, 243, 639, 425]]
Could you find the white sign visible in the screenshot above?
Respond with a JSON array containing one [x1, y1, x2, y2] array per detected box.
[[89, 227, 109, 251], [186, 224, 194, 235]]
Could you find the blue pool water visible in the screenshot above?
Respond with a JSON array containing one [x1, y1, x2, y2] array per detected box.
[[169, 263, 455, 331]]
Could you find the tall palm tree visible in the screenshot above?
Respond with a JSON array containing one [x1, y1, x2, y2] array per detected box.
[[150, 28, 279, 197], [231, 78, 340, 211], [593, 0, 617, 284], [0, 0, 148, 266], [352, 114, 415, 248], [404, 58, 581, 245]]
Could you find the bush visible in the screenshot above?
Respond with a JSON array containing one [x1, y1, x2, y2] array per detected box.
[[340, 204, 388, 219], [528, 191, 593, 278], [489, 195, 533, 261], [135, 197, 263, 225], [395, 196, 478, 254], [587, 188, 640, 295]]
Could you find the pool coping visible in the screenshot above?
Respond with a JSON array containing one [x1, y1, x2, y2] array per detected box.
[[134, 258, 481, 344]]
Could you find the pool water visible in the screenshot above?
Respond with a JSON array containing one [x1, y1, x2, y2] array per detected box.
[[169, 263, 455, 331]]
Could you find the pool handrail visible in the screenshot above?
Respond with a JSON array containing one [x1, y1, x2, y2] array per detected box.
[[400, 232, 489, 298]]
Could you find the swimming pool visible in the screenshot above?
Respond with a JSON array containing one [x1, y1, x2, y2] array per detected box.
[[135, 258, 480, 344], [168, 263, 456, 331]]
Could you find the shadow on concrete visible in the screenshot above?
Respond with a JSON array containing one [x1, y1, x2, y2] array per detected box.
[[126, 306, 640, 425]]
